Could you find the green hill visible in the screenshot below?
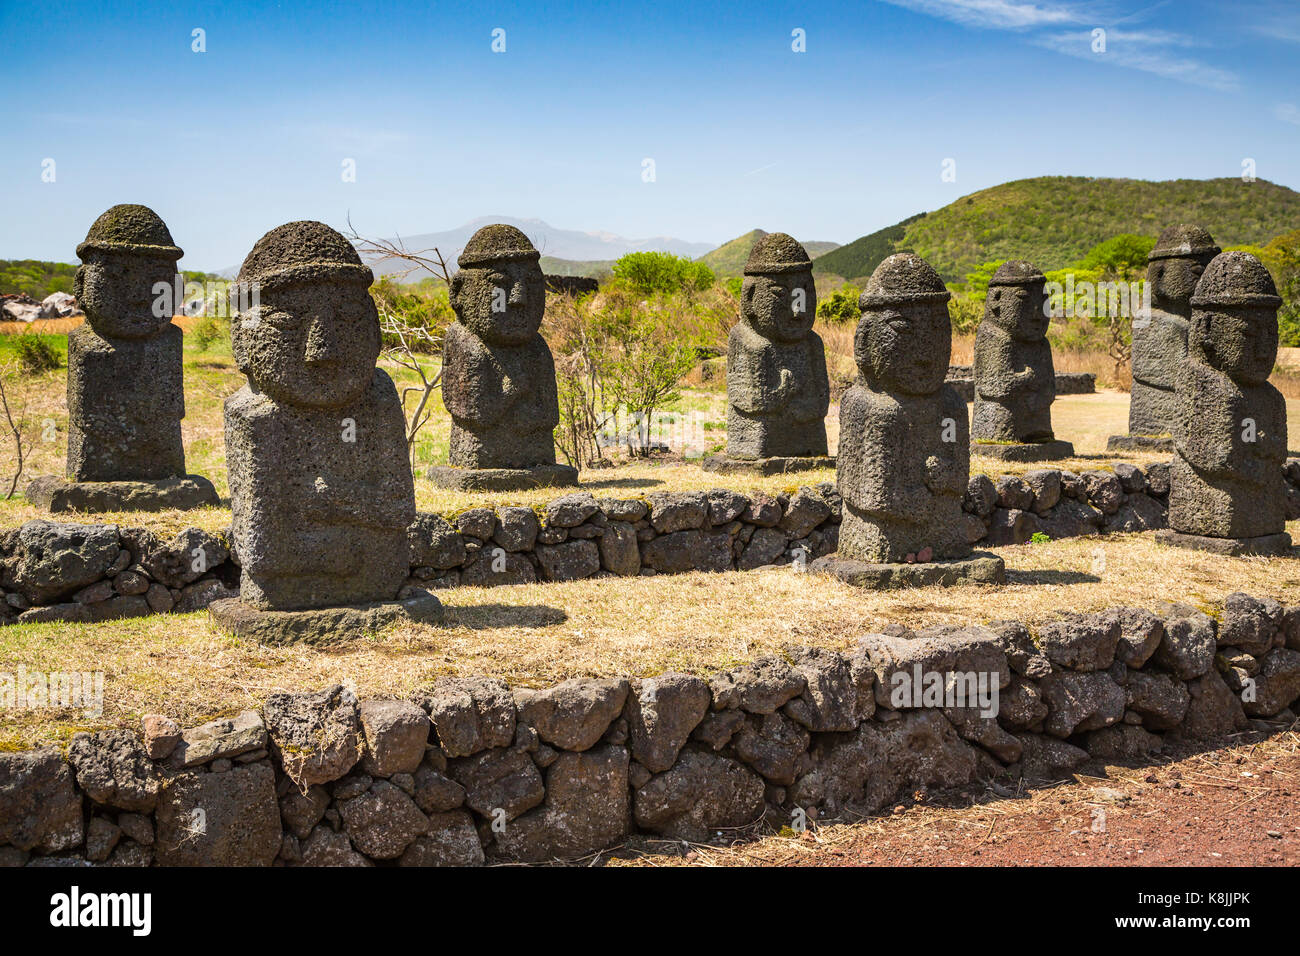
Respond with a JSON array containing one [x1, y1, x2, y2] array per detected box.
[[821, 177, 1300, 283], [697, 230, 840, 277], [812, 213, 927, 283], [0, 260, 78, 300]]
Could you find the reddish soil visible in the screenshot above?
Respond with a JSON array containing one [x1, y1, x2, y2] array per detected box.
[[611, 728, 1299, 867]]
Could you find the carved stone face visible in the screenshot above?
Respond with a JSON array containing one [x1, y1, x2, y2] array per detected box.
[[855, 301, 951, 395], [233, 283, 380, 408], [1149, 254, 1214, 316], [450, 259, 545, 345], [1192, 305, 1278, 387], [986, 281, 1049, 343], [74, 251, 178, 339], [742, 271, 817, 343]]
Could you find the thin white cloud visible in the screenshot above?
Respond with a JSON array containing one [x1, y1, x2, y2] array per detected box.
[[1102, 29, 1206, 48], [1275, 103, 1300, 126], [878, 0, 1086, 30], [1034, 30, 1240, 91], [881, 0, 1238, 92], [1250, 7, 1300, 44]]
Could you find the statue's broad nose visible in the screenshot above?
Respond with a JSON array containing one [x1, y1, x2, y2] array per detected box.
[[304, 317, 342, 364]]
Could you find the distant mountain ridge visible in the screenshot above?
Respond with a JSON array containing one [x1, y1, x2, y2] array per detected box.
[[361, 216, 717, 281]]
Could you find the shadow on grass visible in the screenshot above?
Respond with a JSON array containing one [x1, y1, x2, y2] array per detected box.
[[577, 476, 666, 490], [441, 603, 568, 630], [1006, 568, 1101, 585]]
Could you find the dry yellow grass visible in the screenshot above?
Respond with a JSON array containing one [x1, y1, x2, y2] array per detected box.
[[4, 324, 1300, 752], [3, 383, 1296, 533], [1, 526, 1297, 751], [0, 317, 85, 336]]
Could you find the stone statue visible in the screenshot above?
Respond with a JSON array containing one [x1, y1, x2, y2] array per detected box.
[[1157, 251, 1291, 556], [26, 204, 219, 513], [971, 260, 1073, 462], [427, 224, 577, 491], [1109, 224, 1220, 452], [702, 233, 831, 476], [209, 220, 441, 642], [812, 254, 1004, 587]]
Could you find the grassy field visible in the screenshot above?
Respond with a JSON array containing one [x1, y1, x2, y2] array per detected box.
[[4, 322, 1297, 534], [2, 321, 1300, 750], [2, 529, 1298, 752]]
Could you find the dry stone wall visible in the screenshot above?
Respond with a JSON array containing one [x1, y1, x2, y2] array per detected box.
[[2, 591, 1298, 866], [4, 461, 1300, 626]]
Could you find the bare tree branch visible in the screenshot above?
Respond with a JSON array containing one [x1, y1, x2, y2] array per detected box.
[[344, 218, 454, 472], [0, 363, 33, 499]]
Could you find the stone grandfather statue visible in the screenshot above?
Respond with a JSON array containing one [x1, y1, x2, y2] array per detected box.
[[208, 220, 441, 642], [812, 253, 1004, 587], [702, 232, 831, 476], [1109, 224, 1220, 452], [971, 260, 1073, 462], [26, 204, 219, 512], [1157, 251, 1291, 556], [427, 224, 577, 491]]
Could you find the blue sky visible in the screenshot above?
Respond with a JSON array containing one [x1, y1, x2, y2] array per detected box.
[[2, 0, 1298, 271]]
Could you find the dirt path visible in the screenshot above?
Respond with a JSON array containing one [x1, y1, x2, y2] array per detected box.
[[610, 727, 1299, 867]]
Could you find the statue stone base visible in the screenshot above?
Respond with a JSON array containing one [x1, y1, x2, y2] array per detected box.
[[810, 551, 1005, 589], [26, 474, 220, 513], [1154, 530, 1292, 558], [700, 455, 836, 476], [208, 589, 443, 645], [972, 440, 1075, 462], [426, 463, 578, 492], [1106, 434, 1174, 453]]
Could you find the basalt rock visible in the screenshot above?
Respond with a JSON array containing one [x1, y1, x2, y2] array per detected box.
[[435, 224, 576, 490], [827, 254, 1002, 585], [216, 220, 441, 635], [718, 233, 831, 469], [971, 261, 1072, 461], [1161, 251, 1290, 554]]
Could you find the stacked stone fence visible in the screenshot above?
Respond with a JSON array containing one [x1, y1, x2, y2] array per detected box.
[[4, 461, 1300, 627], [1, 591, 1297, 866]]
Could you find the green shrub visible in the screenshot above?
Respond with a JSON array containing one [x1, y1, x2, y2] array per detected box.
[[192, 315, 226, 352], [14, 335, 61, 375], [815, 284, 861, 324], [372, 278, 454, 353], [611, 252, 715, 295]]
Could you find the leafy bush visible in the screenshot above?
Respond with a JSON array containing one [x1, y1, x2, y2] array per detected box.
[[815, 284, 861, 324], [1077, 234, 1153, 275], [546, 284, 711, 465], [611, 252, 715, 296], [947, 291, 984, 336], [14, 335, 62, 375], [192, 315, 226, 352], [1257, 229, 1300, 347], [371, 278, 454, 353]]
